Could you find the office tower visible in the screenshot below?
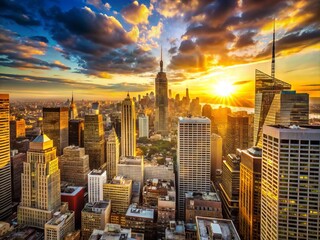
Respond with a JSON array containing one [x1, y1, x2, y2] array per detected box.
[[10, 118, 26, 143], [196, 217, 241, 240], [44, 203, 75, 240], [43, 107, 69, 156], [69, 93, 78, 120], [138, 114, 149, 138], [226, 111, 253, 154], [185, 192, 222, 223], [121, 94, 136, 157], [88, 170, 107, 203], [125, 204, 155, 239], [177, 117, 211, 220], [11, 151, 26, 202], [261, 125, 320, 240], [81, 201, 111, 240], [84, 114, 105, 169], [103, 176, 132, 216], [219, 152, 241, 228], [154, 48, 169, 135], [106, 128, 120, 180], [239, 147, 262, 240], [0, 94, 12, 220], [18, 134, 61, 228], [61, 186, 85, 229], [59, 146, 90, 186], [68, 119, 84, 147], [117, 156, 144, 184], [211, 133, 222, 182]]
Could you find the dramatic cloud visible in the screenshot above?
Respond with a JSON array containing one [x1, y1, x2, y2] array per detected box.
[[0, 28, 70, 70], [121, 1, 151, 25], [0, 0, 41, 26]]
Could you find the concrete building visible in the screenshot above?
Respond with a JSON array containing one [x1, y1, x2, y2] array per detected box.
[[138, 114, 149, 138], [211, 133, 222, 182], [44, 204, 75, 240], [43, 107, 69, 156], [165, 221, 186, 240], [142, 179, 175, 209], [261, 125, 320, 240], [195, 216, 240, 240], [219, 153, 240, 228], [121, 94, 136, 157], [84, 114, 105, 170], [81, 201, 111, 240], [117, 156, 144, 184], [254, 70, 308, 147], [61, 186, 85, 229], [157, 193, 176, 238], [105, 128, 120, 180], [185, 192, 222, 224], [68, 119, 84, 147], [0, 94, 12, 220], [144, 162, 175, 182], [125, 204, 155, 239], [18, 134, 61, 228], [103, 176, 132, 216], [154, 49, 169, 135], [239, 147, 262, 240], [88, 224, 132, 240], [88, 170, 107, 203], [177, 117, 211, 220], [59, 146, 90, 186]]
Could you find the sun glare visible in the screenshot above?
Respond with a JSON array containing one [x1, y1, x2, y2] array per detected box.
[[214, 80, 235, 97]]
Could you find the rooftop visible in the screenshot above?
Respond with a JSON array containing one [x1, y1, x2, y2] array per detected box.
[[119, 156, 143, 165], [46, 211, 74, 226], [196, 217, 240, 240], [89, 169, 106, 176], [83, 201, 110, 213], [185, 192, 220, 202], [110, 176, 132, 185], [144, 179, 175, 191], [33, 134, 51, 143], [246, 147, 262, 157], [178, 116, 210, 124], [61, 186, 83, 196], [126, 204, 154, 220]]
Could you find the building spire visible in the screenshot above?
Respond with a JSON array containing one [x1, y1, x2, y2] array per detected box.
[[160, 45, 163, 72], [271, 18, 276, 79], [71, 91, 74, 104]]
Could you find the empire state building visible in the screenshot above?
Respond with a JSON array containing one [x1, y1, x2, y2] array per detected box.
[[155, 48, 168, 135]]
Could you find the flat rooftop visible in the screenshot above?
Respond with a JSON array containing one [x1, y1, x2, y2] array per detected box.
[[119, 156, 143, 165], [126, 204, 154, 220], [46, 211, 73, 226], [83, 201, 110, 213], [144, 179, 175, 191], [61, 186, 83, 196], [178, 116, 210, 124], [185, 192, 220, 202], [89, 169, 106, 176], [196, 217, 240, 240], [110, 176, 132, 185]]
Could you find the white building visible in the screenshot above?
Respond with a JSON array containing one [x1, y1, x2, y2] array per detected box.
[[177, 117, 211, 220], [261, 125, 320, 240], [88, 170, 107, 203], [138, 115, 149, 138], [117, 156, 144, 184]]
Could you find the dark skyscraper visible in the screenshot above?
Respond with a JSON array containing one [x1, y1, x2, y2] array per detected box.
[[69, 119, 84, 147], [155, 48, 168, 135]]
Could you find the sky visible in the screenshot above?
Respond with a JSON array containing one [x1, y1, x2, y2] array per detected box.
[[0, 0, 319, 105]]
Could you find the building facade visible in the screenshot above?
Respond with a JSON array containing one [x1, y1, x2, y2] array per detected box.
[[121, 94, 136, 157], [117, 156, 144, 184], [261, 125, 320, 240], [88, 170, 107, 204], [68, 119, 84, 147], [177, 117, 211, 220], [138, 114, 149, 138], [84, 114, 105, 170], [59, 146, 90, 186], [18, 134, 61, 228], [43, 107, 69, 156], [239, 147, 262, 240], [105, 128, 120, 180], [211, 133, 222, 182], [0, 94, 12, 220]]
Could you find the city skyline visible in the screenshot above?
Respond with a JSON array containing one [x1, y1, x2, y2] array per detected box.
[[0, 0, 319, 103]]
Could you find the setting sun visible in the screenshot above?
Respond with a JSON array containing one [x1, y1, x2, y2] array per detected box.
[[214, 80, 235, 97]]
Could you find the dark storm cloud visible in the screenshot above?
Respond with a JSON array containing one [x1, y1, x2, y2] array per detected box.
[[0, 73, 152, 92], [0, 28, 70, 70], [179, 40, 196, 53], [0, 0, 41, 26], [234, 31, 257, 48], [168, 46, 177, 55], [29, 36, 49, 43]]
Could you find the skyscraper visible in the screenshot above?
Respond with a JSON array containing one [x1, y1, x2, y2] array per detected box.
[[261, 125, 320, 240], [84, 114, 105, 169], [121, 94, 136, 157], [138, 114, 149, 138], [177, 117, 211, 220], [211, 133, 222, 182], [0, 94, 12, 220], [43, 107, 69, 156], [68, 119, 84, 147], [69, 92, 78, 120], [18, 134, 61, 228], [154, 48, 169, 135], [239, 147, 262, 240], [106, 128, 120, 180], [88, 169, 107, 203]]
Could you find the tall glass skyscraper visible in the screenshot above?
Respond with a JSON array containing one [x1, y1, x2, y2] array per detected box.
[[0, 94, 12, 220]]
